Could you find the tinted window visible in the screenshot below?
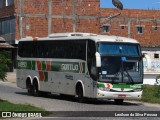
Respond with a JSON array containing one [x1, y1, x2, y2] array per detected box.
[[0, 0, 5, 8], [0, 17, 15, 35], [7, 0, 14, 6], [98, 42, 140, 56], [18, 40, 87, 60], [87, 40, 97, 80], [0, 0, 13, 8]]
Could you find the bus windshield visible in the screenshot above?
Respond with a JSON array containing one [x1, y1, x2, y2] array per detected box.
[[97, 42, 143, 84], [98, 42, 140, 56]]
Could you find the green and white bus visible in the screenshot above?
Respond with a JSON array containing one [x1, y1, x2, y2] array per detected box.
[[17, 33, 143, 104]]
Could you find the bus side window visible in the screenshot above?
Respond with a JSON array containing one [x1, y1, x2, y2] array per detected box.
[[87, 40, 96, 80], [78, 40, 86, 60], [18, 42, 24, 57], [31, 42, 38, 58], [25, 41, 32, 57]]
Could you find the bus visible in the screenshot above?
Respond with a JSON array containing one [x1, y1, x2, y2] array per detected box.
[[17, 33, 143, 104]]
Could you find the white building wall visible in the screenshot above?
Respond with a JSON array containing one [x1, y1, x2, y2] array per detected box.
[[142, 51, 160, 85]]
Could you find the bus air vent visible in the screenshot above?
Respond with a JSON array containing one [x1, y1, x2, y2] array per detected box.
[[48, 32, 97, 38]]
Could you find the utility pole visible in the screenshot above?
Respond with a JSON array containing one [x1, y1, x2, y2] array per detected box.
[[128, 18, 131, 38], [19, 0, 24, 38], [72, 0, 76, 32], [48, 0, 52, 35]]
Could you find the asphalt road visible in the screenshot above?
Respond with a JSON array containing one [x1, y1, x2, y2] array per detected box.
[[0, 81, 160, 120]]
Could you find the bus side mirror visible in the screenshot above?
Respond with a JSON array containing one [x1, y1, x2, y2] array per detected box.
[[142, 53, 145, 58], [95, 52, 101, 67], [140, 53, 145, 61]]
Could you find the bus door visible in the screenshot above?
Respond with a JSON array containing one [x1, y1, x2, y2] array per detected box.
[[86, 40, 97, 98]]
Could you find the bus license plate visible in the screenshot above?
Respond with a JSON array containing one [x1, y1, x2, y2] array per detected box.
[[118, 94, 126, 98]]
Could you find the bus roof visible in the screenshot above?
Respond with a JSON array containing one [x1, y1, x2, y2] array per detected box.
[[19, 33, 139, 44]]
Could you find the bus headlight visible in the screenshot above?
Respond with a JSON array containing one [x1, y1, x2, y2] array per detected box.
[[99, 87, 110, 91], [99, 87, 105, 91], [133, 89, 142, 92], [105, 88, 110, 91]]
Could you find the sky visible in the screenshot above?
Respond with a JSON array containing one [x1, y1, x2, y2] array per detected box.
[[100, 0, 160, 10]]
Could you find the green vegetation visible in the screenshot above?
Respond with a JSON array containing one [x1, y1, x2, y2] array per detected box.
[[142, 85, 160, 104], [0, 99, 49, 116], [0, 51, 11, 81]]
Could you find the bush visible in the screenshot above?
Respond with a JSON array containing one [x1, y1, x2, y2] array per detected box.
[[0, 50, 11, 81], [153, 85, 160, 98], [142, 85, 160, 104]]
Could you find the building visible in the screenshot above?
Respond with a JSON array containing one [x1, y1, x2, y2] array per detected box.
[[0, 0, 160, 84], [0, 0, 15, 71], [100, 8, 160, 85], [0, 0, 101, 43]]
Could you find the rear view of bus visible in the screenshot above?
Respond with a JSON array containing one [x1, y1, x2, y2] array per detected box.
[[95, 36, 143, 104]]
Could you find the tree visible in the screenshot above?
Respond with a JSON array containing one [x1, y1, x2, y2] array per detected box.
[[0, 50, 11, 81]]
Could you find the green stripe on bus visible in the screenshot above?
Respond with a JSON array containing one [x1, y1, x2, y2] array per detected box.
[[17, 60, 86, 73], [97, 83, 105, 88], [113, 84, 142, 89], [97, 82, 142, 89], [51, 62, 61, 71], [112, 84, 131, 88], [42, 61, 46, 71], [31, 61, 36, 70]]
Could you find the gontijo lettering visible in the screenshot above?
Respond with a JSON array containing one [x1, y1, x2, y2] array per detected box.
[[61, 64, 79, 71]]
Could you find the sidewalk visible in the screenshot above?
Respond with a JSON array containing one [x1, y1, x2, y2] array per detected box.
[[6, 70, 16, 83]]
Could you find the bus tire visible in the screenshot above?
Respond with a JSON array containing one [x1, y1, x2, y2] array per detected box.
[[26, 78, 33, 95], [76, 84, 86, 103], [33, 80, 41, 97], [114, 99, 124, 105]]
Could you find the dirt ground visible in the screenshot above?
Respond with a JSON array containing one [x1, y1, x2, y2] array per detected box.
[[6, 70, 16, 83]]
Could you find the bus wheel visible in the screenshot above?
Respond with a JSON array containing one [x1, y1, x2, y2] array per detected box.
[[76, 85, 86, 103], [33, 81, 40, 97], [114, 99, 124, 105], [27, 84, 33, 95], [26, 79, 33, 95]]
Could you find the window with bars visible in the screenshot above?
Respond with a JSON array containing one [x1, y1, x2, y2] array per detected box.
[[154, 54, 159, 59], [136, 26, 144, 34], [102, 24, 110, 33]]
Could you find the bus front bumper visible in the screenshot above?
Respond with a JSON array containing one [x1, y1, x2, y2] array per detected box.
[[97, 89, 142, 100]]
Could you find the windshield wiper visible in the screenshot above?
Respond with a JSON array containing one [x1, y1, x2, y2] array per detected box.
[[121, 57, 135, 84], [124, 69, 134, 84]]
